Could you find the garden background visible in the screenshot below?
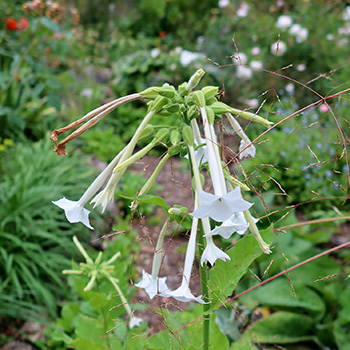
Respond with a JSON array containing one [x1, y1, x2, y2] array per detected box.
[[1, 0, 350, 349]]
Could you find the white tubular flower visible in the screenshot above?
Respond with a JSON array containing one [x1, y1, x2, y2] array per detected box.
[[208, 212, 250, 239], [135, 270, 170, 299], [191, 188, 252, 222], [239, 139, 256, 159], [200, 106, 226, 196], [136, 218, 171, 298], [276, 15, 293, 31], [52, 148, 127, 229], [91, 109, 156, 211], [170, 281, 207, 304], [201, 227, 230, 266]]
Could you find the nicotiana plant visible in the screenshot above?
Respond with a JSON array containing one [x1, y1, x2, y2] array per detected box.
[[51, 69, 274, 347]]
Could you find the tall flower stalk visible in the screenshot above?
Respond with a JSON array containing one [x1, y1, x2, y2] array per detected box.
[[52, 69, 274, 348]]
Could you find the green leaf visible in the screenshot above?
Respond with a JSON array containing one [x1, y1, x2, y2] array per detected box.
[[50, 328, 74, 345], [40, 17, 60, 32], [241, 311, 315, 344], [207, 226, 274, 313], [240, 279, 325, 319], [130, 194, 170, 210]]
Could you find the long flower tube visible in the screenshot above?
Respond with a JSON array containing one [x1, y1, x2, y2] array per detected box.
[[135, 217, 171, 299], [168, 144, 207, 303], [189, 144, 230, 267], [52, 147, 127, 229], [91, 109, 156, 212], [225, 113, 256, 159]]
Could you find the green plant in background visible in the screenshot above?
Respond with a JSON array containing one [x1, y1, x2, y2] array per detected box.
[[0, 136, 96, 321]]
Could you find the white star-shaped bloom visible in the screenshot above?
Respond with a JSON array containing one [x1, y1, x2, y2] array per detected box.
[[191, 187, 252, 222], [209, 212, 250, 239], [239, 139, 256, 159], [169, 282, 207, 304], [52, 197, 93, 229], [129, 315, 144, 329], [135, 270, 170, 299], [200, 236, 230, 266]]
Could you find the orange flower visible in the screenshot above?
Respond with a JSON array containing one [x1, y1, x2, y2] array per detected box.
[[5, 18, 17, 30], [159, 31, 166, 38]]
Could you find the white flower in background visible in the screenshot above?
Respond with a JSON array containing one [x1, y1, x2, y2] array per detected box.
[[250, 60, 263, 69], [239, 139, 256, 159], [129, 315, 144, 329], [271, 41, 287, 56], [297, 64, 306, 71], [180, 50, 202, 67], [343, 6, 350, 21], [233, 52, 248, 65], [285, 83, 295, 94], [276, 15, 293, 31], [236, 2, 249, 17], [80, 88, 93, 99], [218, 0, 230, 8], [244, 98, 259, 108], [191, 187, 252, 222], [289, 24, 309, 43], [251, 47, 260, 56], [236, 65, 252, 80], [326, 34, 334, 40], [319, 103, 330, 113], [338, 23, 350, 35], [150, 48, 160, 58], [135, 271, 170, 299]]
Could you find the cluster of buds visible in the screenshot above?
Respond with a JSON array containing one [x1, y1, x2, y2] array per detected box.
[[52, 69, 273, 304]]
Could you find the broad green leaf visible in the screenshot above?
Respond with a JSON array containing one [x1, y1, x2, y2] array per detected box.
[[334, 285, 350, 349], [121, 194, 170, 210], [207, 226, 274, 313], [75, 314, 110, 346], [50, 328, 74, 345], [57, 302, 81, 330], [239, 279, 325, 319], [241, 311, 315, 344]]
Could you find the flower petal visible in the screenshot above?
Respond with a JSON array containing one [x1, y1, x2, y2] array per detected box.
[[201, 239, 230, 266], [135, 271, 170, 299], [169, 283, 208, 304], [52, 197, 93, 229]]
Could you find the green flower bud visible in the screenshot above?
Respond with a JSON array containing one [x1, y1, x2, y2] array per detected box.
[[149, 96, 169, 113], [230, 108, 274, 128], [192, 91, 206, 108], [168, 144, 182, 156], [168, 207, 182, 216], [178, 82, 188, 97], [188, 105, 198, 120], [154, 128, 170, 145], [185, 69, 205, 91], [159, 85, 176, 99], [170, 130, 181, 146], [206, 97, 218, 105], [205, 106, 215, 125], [201, 86, 219, 100], [210, 101, 232, 115], [139, 124, 155, 142], [139, 87, 161, 100], [182, 125, 195, 147], [166, 104, 180, 114], [180, 145, 188, 158]]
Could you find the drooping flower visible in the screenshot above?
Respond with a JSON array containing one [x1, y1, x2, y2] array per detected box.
[[236, 66, 252, 80], [239, 139, 256, 159], [53, 197, 93, 229], [200, 233, 230, 266], [170, 281, 207, 303], [135, 270, 170, 299], [208, 212, 250, 239], [191, 187, 252, 222]]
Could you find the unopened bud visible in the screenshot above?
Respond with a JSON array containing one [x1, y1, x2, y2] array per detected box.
[[192, 91, 206, 108], [159, 85, 176, 99], [205, 106, 215, 125], [182, 125, 195, 147], [168, 207, 182, 216], [185, 69, 205, 91], [201, 86, 219, 101], [139, 124, 155, 142], [150, 96, 169, 113], [139, 87, 160, 100], [170, 130, 181, 146]]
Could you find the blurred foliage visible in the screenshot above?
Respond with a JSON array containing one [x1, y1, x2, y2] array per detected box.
[[0, 137, 96, 321]]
